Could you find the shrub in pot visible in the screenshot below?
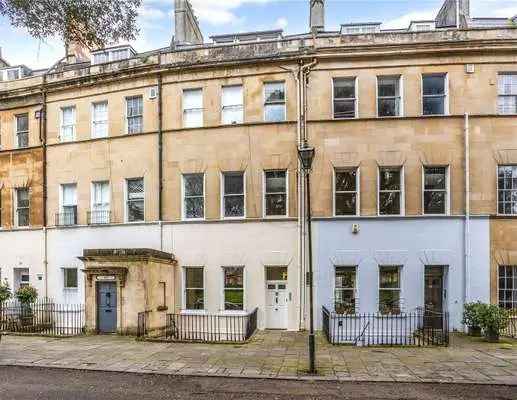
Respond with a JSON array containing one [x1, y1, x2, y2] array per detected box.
[[479, 304, 509, 343], [462, 302, 484, 336], [15, 285, 38, 326]]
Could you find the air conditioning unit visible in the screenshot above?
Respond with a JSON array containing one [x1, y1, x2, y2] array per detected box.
[[148, 86, 159, 100]]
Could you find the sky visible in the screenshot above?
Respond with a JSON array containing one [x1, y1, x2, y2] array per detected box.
[[0, 0, 516, 69]]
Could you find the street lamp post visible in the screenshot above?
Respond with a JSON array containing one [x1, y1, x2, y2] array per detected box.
[[298, 141, 316, 374]]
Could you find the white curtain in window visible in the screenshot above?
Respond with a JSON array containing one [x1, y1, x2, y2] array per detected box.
[[499, 74, 517, 95], [183, 89, 203, 128], [92, 102, 108, 138], [62, 184, 77, 206], [93, 182, 109, 210], [222, 85, 243, 124], [61, 107, 76, 142]]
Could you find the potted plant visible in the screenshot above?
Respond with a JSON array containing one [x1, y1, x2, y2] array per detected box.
[[463, 302, 484, 336], [479, 304, 509, 343], [15, 285, 38, 327]]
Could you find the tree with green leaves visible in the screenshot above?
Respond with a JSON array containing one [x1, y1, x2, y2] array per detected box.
[[0, 0, 142, 49], [0, 278, 12, 304]]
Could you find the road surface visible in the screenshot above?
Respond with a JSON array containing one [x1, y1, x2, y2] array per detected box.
[[0, 366, 515, 399]]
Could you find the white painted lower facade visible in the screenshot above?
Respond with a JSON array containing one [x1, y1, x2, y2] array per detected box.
[[0, 220, 300, 331]]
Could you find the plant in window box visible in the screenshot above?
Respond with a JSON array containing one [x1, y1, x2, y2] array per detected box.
[[479, 304, 509, 343], [462, 302, 484, 336], [335, 301, 355, 315], [15, 285, 38, 327]]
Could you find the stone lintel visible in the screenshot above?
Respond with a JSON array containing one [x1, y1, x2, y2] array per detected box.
[[79, 248, 176, 264]]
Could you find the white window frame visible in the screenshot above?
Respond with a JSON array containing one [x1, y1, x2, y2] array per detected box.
[[333, 168, 360, 217], [421, 73, 449, 116], [182, 173, 205, 221], [182, 266, 206, 313], [333, 266, 358, 314], [263, 81, 286, 122], [497, 73, 517, 115], [59, 183, 78, 225], [220, 171, 246, 219], [221, 266, 246, 314], [91, 101, 109, 139], [498, 265, 517, 310], [497, 165, 517, 216], [14, 113, 29, 149], [14, 187, 30, 228], [332, 77, 358, 119], [125, 177, 145, 223], [422, 166, 450, 216], [376, 75, 403, 118], [377, 166, 405, 216], [63, 267, 79, 290], [263, 170, 289, 218], [221, 85, 244, 125], [125, 96, 143, 135], [182, 88, 204, 128], [378, 265, 402, 315], [90, 181, 110, 224], [60, 106, 76, 142]]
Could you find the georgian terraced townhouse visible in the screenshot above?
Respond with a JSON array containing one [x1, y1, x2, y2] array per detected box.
[[0, 0, 516, 337]]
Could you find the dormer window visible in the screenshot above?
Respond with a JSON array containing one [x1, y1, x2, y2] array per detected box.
[[340, 23, 381, 35], [91, 46, 135, 65], [0, 66, 31, 81]]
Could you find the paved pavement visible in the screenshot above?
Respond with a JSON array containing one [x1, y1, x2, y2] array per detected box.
[[1, 331, 517, 384], [1, 366, 516, 400]]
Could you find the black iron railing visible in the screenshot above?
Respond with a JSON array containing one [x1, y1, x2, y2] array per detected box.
[[55, 209, 77, 226], [322, 306, 449, 346], [502, 314, 517, 338], [164, 308, 258, 343], [87, 210, 111, 225], [0, 298, 85, 336]]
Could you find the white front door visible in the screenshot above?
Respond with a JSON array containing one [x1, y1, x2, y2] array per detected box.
[[265, 281, 288, 329]]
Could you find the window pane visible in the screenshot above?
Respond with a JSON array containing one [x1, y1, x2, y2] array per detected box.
[[224, 196, 244, 217], [379, 290, 401, 314], [335, 170, 356, 192], [380, 267, 400, 288], [186, 289, 204, 310], [335, 193, 356, 216], [423, 75, 445, 95], [264, 104, 285, 122], [265, 194, 286, 216], [424, 167, 446, 190], [266, 266, 288, 281], [498, 74, 517, 95], [222, 106, 243, 125], [378, 98, 399, 117], [184, 174, 203, 196], [498, 96, 517, 114], [424, 191, 445, 214], [379, 169, 400, 190], [225, 290, 244, 310], [16, 114, 28, 132], [186, 267, 204, 288], [335, 267, 356, 288], [378, 77, 399, 97], [127, 97, 143, 117], [264, 82, 285, 103], [64, 268, 78, 288], [224, 173, 244, 195], [127, 179, 144, 199], [183, 109, 203, 128], [334, 99, 355, 118], [62, 184, 77, 205], [222, 85, 243, 107], [185, 197, 204, 219], [379, 192, 400, 215], [334, 78, 355, 98], [423, 96, 445, 115], [265, 171, 286, 193], [224, 267, 243, 288], [17, 188, 29, 207], [128, 200, 144, 222]]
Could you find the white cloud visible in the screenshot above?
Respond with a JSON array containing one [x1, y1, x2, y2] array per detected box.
[[189, 0, 273, 26], [275, 17, 288, 30]]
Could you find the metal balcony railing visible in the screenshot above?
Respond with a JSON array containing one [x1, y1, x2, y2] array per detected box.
[[55, 208, 77, 226], [87, 210, 111, 225]]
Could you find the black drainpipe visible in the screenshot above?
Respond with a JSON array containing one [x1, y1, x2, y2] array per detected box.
[[157, 73, 163, 221]]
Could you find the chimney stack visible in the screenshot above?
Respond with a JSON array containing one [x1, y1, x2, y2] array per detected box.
[[435, 0, 470, 29], [174, 0, 203, 45], [65, 39, 90, 64], [309, 0, 325, 33]]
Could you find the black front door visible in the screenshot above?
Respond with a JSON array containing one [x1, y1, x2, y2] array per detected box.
[[424, 266, 444, 329], [97, 281, 117, 333]]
